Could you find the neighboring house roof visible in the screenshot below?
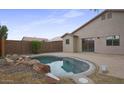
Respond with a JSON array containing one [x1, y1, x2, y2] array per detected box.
[[61, 33, 78, 38], [61, 9, 124, 38], [61, 33, 70, 38], [50, 36, 63, 41], [22, 36, 48, 41]]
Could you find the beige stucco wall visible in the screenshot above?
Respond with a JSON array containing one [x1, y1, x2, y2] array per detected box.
[[73, 11, 124, 54], [63, 35, 74, 52], [73, 36, 78, 52]]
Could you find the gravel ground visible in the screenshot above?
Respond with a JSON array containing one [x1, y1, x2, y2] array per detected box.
[[0, 58, 75, 84], [0, 64, 35, 74]]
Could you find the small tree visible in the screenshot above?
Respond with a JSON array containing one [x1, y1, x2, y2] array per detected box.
[[0, 25, 8, 39], [31, 41, 42, 54], [0, 25, 8, 57]]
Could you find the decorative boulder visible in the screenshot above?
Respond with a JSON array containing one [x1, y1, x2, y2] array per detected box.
[[15, 57, 25, 65], [44, 76, 59, 84], [15, 59, 40, 66], [33, 63, 50, 73], [6, 54, 11, 58], [0, 59, 6, 65], [5, 57, 15, 65], [6, 54, 19, 61], [11, 54, 19, 61], [23, 56, 31, 61], [17, 57, 24, 61], [27, 59, 40, 66]]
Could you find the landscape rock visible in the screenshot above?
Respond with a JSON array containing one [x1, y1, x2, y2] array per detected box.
[[0, 59, 6, 65], [4, 55, 50, 73], [17, 57, 24, 61], [5, 57, 15, 65], [23, 56, 31, 61], [28, 59, 40, 65], [15, 58, 25, 66], [11, 54, 19, 61], [6, 54, 11, 58], [15, 59, 40, 66], [44, 76, 59, 84], [6, 54, 19, 61], [33, 63, 50, 73]]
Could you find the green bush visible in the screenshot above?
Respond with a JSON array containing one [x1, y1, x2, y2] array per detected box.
[[31, 41, 42, 54]]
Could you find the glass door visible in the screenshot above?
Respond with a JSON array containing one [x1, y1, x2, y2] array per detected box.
[[82, 38, 94, 52]]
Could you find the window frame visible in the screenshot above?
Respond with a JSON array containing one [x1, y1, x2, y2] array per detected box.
[[65, 39, 70, 45], [112, 35, 120, 46], [107, 12, 112, 19], [106, 35, 120, 46], [106, 36, 113, 46], [101, 14, 106, 20]]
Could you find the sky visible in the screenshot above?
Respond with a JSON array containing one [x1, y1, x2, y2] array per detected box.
[[0, 9, 104, 40]]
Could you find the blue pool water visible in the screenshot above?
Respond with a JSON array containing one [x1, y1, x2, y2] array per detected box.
[[33, 56, 90, 77]]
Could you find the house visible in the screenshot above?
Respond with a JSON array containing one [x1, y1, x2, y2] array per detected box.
[[22, 36, 48, 42], [62, 9, 124, 54], [50, 36, 63, 42]]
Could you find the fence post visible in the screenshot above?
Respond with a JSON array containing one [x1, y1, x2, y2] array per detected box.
[[0, 40, 1, 57], [1, 37, 5, 57]]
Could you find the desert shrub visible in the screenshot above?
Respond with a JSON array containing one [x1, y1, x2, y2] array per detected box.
[[31, 41, 42, 54]]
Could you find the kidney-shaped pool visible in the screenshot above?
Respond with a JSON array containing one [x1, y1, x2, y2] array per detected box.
[[32, 56, 94, 77]]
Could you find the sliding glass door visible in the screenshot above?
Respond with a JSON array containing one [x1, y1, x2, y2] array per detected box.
[[82, 38, 94, 52]]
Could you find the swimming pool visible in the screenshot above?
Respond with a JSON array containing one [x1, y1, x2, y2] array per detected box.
[[32, 56, 92, 77]]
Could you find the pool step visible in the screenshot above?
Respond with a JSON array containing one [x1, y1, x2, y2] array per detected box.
[[71, 76, 94, 84], [78, 78, 89, 84], [46, 73, 60, 81]]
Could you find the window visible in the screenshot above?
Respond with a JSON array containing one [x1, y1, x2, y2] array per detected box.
[[107, 12, 112, 19], [106, 35, 120, 46], [101, 14, 105, 20], [106, 36, 113, 46], [66, 39, 70, 44], [113, 35, 120, 46]]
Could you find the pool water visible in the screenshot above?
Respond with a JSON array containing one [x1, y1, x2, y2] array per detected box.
[[33, 56, 90, 77]]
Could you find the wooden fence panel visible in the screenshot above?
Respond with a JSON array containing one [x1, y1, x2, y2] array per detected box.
[[5, 40, 63, 55]]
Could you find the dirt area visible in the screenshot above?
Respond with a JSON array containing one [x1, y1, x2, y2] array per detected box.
[[0, 61, 75, 84], [89, 73, 124, 84], [88, 66, 124, 84]]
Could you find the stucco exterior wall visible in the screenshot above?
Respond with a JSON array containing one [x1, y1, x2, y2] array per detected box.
[[73, 36, 78, 52], [74, 11, 124, 54]]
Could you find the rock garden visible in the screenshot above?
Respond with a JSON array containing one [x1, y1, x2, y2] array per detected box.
[[0, 54, 75, 84]]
